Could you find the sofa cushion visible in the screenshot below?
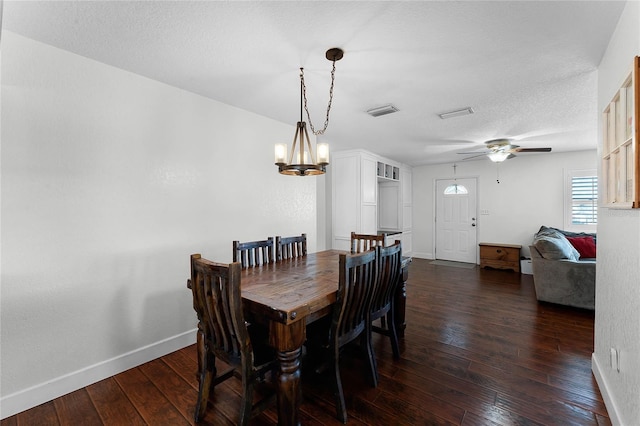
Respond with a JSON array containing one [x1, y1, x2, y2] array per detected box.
[[566, 236, 597, 259], [533, 227, 580, 261], [553, 227, 597, 245]]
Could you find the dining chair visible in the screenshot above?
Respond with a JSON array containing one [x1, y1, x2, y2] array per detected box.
[[350, 231, 386, 253], [306, 249, 379, 424], [233, 237, 274, 268], [187, 254, 276, 425], [275, 233, 307, 261], [369, 241, 402, 383]]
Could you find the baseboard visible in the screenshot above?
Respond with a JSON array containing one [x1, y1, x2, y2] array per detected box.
[[0, 329, 197, 420], [410, 251, 433, 260], [592, 352, 622, 425]]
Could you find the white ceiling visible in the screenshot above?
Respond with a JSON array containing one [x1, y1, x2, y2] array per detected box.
[[2, 1, 625, 166]]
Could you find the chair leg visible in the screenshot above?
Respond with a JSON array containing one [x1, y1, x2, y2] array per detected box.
[[194, 348, 216, 422], [238, 360, 254, 426], [364, 323, 379, 388], [195, 327, 204, 382], [387, 309, 400, 360], [333, 349, 348, 424]]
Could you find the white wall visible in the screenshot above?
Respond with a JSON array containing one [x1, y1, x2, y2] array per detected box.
[[412, 150, 597, 260], [0, 32, 322, 417], [593, 2, 640, 425]]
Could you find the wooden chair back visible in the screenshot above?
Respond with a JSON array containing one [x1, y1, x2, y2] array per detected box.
[[233, 237, 274, 268], [372, 240, 402, 360], [335, 249, 379, 346], [188, 254, 275, 424], [276, 233, 307, 261], [351, 231, 386, 253], [329, 249, 379, 422]]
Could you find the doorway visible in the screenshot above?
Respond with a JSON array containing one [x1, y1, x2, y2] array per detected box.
[[435, 178, 478, 263]]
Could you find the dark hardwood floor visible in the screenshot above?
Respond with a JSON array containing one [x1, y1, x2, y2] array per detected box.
[[2, 259, 609, 425]]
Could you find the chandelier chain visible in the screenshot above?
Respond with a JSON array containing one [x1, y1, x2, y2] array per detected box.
[[300, 60, 336, 136]]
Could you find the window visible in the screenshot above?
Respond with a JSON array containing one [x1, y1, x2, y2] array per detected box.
[[443, 183, 468, 195], [564, 169, 597, 231]]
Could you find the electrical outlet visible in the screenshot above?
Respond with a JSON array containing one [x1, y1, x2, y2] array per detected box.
[[480, 209, 490, 215], [610, 348, 620, 372]]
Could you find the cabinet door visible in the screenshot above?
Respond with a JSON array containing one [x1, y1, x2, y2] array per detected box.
[[333, 155, 359, 238], [361, 205, 377, 234], [402, 168, 412, 204], [401, 167, 412, 231], [361, 156, 377, 204], [401, 231, 412, 255], [403, 206, 412, 230]]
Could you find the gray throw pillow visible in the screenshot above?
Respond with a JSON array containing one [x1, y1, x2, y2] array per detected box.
[[533, 228, 580, 261]]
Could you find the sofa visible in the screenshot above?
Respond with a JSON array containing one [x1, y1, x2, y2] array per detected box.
[[529, 226, 596, 310]]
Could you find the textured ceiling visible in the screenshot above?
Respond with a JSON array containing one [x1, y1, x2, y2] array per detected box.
[[2, 1, 626, 166]]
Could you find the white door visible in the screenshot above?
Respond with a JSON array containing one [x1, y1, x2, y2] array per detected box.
[[435, 178, 477, 263]]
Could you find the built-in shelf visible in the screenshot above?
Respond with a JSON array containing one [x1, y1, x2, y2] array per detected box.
[[602, 56, 639, 208], [377, 161, 400, 181]]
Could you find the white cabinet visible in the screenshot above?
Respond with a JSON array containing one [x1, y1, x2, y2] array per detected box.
[[362, 156, 377, 204], [332, 151, 378, 251], [332, 149, 412, 254], [361, 156, 378, 235], [332, 155, 359, 242], [401, 167, 413, 254]]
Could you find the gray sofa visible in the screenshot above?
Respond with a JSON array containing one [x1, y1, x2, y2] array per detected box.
[[529, 226, 596, 310]]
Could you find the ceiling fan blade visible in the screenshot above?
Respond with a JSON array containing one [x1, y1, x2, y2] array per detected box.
[[512, 147, 552, 152]]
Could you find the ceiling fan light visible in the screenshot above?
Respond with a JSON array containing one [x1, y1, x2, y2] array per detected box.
[[488, 151, 510, 162]]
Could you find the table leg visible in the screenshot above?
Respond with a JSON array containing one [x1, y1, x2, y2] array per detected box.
[[270, 320, 305, 426]]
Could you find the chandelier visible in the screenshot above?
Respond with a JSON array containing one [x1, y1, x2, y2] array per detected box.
[[275, 48, 344, 176]]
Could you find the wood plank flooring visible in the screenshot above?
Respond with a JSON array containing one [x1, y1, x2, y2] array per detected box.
[[2, 259, 609, 425]]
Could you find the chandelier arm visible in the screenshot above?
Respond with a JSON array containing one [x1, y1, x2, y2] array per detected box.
[[303, 124, 317, 164], [289, 123, 301, 165]]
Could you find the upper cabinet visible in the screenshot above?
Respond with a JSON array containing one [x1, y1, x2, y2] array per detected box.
[[602, 56, 640, 208]]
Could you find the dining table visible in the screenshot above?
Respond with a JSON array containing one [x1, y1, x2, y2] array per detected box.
[[239, 249, 411, 426]]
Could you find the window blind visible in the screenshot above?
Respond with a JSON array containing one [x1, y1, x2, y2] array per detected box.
[[571, 176, 597, 225]]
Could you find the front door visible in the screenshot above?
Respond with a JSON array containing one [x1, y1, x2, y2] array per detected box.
[[435, 178, 477, 263]]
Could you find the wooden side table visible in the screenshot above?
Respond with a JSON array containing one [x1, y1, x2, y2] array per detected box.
[[479, 243, 521, 273]]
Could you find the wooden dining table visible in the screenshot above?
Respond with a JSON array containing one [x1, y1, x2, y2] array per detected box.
[[240, 249, 411, 426]]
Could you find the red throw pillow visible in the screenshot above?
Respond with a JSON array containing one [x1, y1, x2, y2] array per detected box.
[[566, 236, 596, 259]]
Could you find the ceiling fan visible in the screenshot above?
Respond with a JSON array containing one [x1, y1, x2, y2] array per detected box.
[[458, 138, 552, 162]]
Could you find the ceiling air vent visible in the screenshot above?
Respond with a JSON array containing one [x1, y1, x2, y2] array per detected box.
[[438, 107, 474, 119], [366, 104, 399, 117]]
